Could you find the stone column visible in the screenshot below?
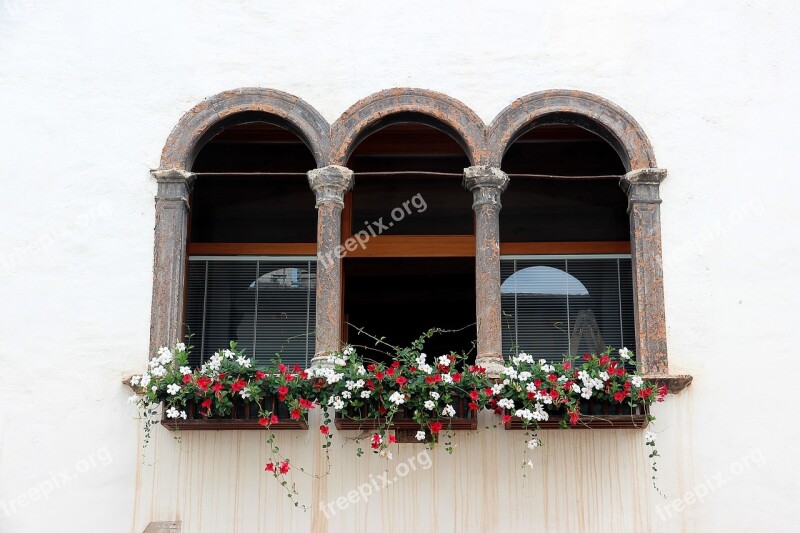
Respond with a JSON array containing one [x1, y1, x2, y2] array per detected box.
[[149, 169, 195, 358], [307, 165, 354, 366], [464, 166, 509, 375], [620, 168, 669, 375]]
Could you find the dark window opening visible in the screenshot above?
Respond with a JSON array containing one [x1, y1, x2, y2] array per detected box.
[[344, 258, 476, 364]]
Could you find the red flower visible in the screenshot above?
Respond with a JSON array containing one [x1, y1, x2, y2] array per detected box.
[[230, 379, 246, 393], [599, 355, 610, 366], [452, 373, 462, 383], [255, 370, 266, 380], [583, 354, 592, 361], [259, 417, 269, 426], [285, 374, 295, 382], [279, 461, 290, 475], [569, 410, 580, 426], [290, 408, 301, 420], [613, 391, 626, 403], [182, 374, 192, 383], [547, 374, 557, 382], [218, 373, 226, 381], [526, 392, 536, 400], [469, 390, 479, 401], [657, 384, 668, 402], [320, 425, 329, 435], [197, 376, 212, 391], [435, 374, 442, 383], [278, 364, 288, 375], [370, 433, 382, 449], [549, 390, 559, 400], [385, 367, 396, 377], [367, 364, 376, 373], [277, 386, 289, 401], [292, 364, 302, 373], [484, 387, 493, 397], [468, 402, 479, 411], [299, 398, 314, 409], [211, 381, 223, 394], [426, 376, 437, 386], [270, 414, 279, 425], [563, 362, 571, 370], [375, 372, 385, 380], [391, 361, 400, 368], [429, 422, 443, 434], [300, 371, 308, 379], [365, 379, 375, 390], [638, 387, 653, 400], [201, 398, 212, 415], [264, 462, 274, 472], [534, 379, 542, 389], [395, 376, 408, 386], [617, 367, 626, 377], [378, 406, 387, 415], [409, 366, 417, 372], [389, 435, 396, 443], [502, 414, 511, 423]]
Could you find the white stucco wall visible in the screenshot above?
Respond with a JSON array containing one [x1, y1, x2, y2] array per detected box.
[[1, 1, 798, 532]]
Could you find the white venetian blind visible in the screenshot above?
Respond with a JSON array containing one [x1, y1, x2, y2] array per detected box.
[[185, 257, 316, 368], [500, 255, 635, 362]]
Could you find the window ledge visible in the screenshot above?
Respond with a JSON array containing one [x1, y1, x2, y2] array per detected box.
[[644, 374, 693, 394]]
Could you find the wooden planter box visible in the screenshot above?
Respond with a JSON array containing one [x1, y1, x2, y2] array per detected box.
[[504, 400, 649, 430], [334, 396, 477, 431], [161, 396, 308, 431]]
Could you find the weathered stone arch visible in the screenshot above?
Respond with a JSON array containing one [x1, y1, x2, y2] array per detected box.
[[330, 88, 487, 166], [159, 87, 331, 170], [488, 90, 656, 171]]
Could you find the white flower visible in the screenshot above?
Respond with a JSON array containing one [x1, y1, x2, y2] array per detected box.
[[593, 378, 604, 390], [415, 430, 426, 441], [581, 386, 593, 399], [437, 355, 451, 367], [533, 403, 549, 421], [503, 378, 510, 385], [527, 438, 540, 449], [329, 396, 345, 410], [342, 391, 352, 399], [357, 365, 367, 375], [526, 459, 534, 469], [334, 357, 346, 366], [222, 349, 235, 359], [127, 394, 139, 403], [345, 380, 357, 390], [151, 365, 166, 377], [441, 373, 453, 384], [360, 390, 371, 399], [343, 345, 355, 356], [175, 342, 186, 352], [491, 383, 504, 395], [139, 373, 151, 388], [207, 353, 223, 371], [236, 356, 251, 368], [130, 375, 140, 386], [518, 371, 532, 382], [379, 449, 393, 460], [571, 383, 581, 394], [166, 384, 181, 396], [424, 400, 436, 410], [165, 406, 183, 419], [526, 382, 538, 393], [631, 375, 643, 388], [645, 431, 655, 444], [557, 375, 568, 382], [418, 363, 434, 374], [619, 347, 631, 360], [577, 370, 590, 383], [599, 371, 609, 381], [239, 389, 251, 399], [389, 391, 406, 405], [179, 366, 191, 375], [442, 404, 456, 417], [430, 391, 440, 400], [497, 398, 515, 410]]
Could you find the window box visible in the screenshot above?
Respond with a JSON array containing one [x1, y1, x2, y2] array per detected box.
[[504, 400, 649, 430], [334, 396, 477, 431], [160, 396, 308, 431]]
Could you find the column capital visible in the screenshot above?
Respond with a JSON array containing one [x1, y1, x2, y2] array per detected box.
[[619, 168, 667, 206], [151, 168, 196, 202], [307, 165, 354, 208], [463, 166, 509, 209]]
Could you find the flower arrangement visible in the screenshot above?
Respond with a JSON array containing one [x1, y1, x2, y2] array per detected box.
[[128, 331, 667, 507]]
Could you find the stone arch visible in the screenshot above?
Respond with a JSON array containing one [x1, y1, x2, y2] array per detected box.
[[159, 87, 330, 170], [330, 88, 487, 166], [488, 90, 656, 171]]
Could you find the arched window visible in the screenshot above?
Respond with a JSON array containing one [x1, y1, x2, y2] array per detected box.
[[341, 121, 476, 360], [498, 123, 635, 360], [184, 119, 319, 367]]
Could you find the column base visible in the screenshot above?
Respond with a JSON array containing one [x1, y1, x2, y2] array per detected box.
[[310, 352, 336, 369], [475, 354, 506, 378]]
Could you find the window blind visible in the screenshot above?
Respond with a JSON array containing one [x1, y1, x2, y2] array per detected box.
[[185, 257, 316, 368], [500, 255, 635, 362]]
